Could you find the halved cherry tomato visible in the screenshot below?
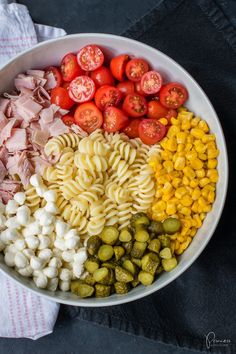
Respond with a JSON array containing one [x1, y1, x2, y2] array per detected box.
[[95, 85, 122, 111], [62, 115, 75, 126], [103, 107, 129, 132], [138, 119, 167, 145], [122, 94, 147, 118], [74, 102, 103, 133], [61, 53, 84, 82], [141, 71, 163, 95], [159, 82, 188, 109], [90, 66, 114, 87], [50, 87, 75, 109], [69, 76, 95, 103], [125, 58, 149, 82], [147, 101, 168, 119], [117, 81, 135, 96], [45, 66, 62, 87], [122, 118, 142, 138], [77, 45, 104, 71], [134, 81, 148, 96], [110, 54, 129, 81], [165, 109, 178, 122]]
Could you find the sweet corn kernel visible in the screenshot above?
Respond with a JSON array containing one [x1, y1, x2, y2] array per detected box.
[[202, 204, 212, 212], [191, 117, 201, 127], [163, 182, 173, 194], [177, 143, 185, 152], [170, 117, 179, 125], [182, 176, 190, 186], [198, 120, 209, 132], [168, 171, 182, 179], [207, 148, 219, 159], [174, 156, 185, 170], [159, 118, 168, 125], [175, 187, 187, 199], [199, 177, 210, 187], [191, 201, 199, 213], [190, 228, 197, 237], [200, 213, 206, 221], [190, 158, 204, 170], [198, 197, 208, 207], [162, 193, 173, 202], [181, 195, 193, 207], [166, 138, 177, 152], [208, 191, 215, 203], [158, 175, 171, 184], [172, 178, 182, 188], [185, 143, 193, 152], [189, 179, 199, 188], [177, 234, 185, 242], [195, 169, 205, 178], [198, 153, 207, 161], [155, 189, 163, 198], [183, 166, 195, 179], [201, 187, 209, 199], [180, 207, 191, 216], [186, 151, 198, 160], [163, 160, 174, 173], [176, 132, 187, 144], [153, 211, 167, 221], [185, 186, 193, 194], [194, 141, 207, 153], [167, 126, 180, 138], [193, 214, 202, 228], [174, 240, 180, 250], [202, 134, 215, 143], [187, 135, 194, 143], [190, 128, 205, 139], [181, 119, 191, 130], [166, 202, 177, 215], [206, 169, 219, 182], [161, 150, 173, 161], [207, 159, 217, 169], [153, 200, 166, 212]]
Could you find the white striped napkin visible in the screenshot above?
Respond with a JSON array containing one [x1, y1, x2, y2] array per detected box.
[[0, 0, 66, 339]]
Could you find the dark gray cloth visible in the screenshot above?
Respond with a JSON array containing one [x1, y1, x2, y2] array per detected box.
[[63, 0, 236, 352]]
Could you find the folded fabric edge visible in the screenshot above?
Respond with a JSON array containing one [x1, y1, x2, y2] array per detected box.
[[34, 23, 66, 42]]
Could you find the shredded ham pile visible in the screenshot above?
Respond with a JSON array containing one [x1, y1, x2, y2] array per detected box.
[[0, 69, 70, 203]]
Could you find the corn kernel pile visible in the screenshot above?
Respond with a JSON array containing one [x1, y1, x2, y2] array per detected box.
[[149, 107, 219, 255]]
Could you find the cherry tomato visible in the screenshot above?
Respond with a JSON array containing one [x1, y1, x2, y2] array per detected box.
[[141, 71, 163, 95], [74, 102, 103, 133], [139, 119, 167, 145], [95, 85, 122, 111], [45, 66, 62, 87], [50, 87, 74, 109], [60, 53, 84, 82], [62, 115, 75, 126], [122, 94, 147, 118], [159, 82, 188, 109], [69, 76, 95, 103], [103, 107, 129, 132], [147, 101, 168, 119], [122, 118, 142, 138], [90, 66, 114, 87], [77, 45, 104, 71], [117, 81, 135, 96], [110, 54, 129, 81], [134, 81, 148, 96], [125, 58, 149, 82], [165, 109, 178, 122]]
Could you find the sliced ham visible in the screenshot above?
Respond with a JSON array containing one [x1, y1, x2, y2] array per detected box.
[[33, 86, 50, 104], [31, 156, 51, 174], [0, 118, 17, 144], [14, 74, 36, 91], [44, 71, 57, 90], [32, 129, 49, 147], [0, 98, 10, 114], [15, 95, 42, 123], [6, 154, 19, 175], [17, 151, 34, 186], [48, 118, 69, 136], [0, 146, 8, 165], [0, 160, 7, 183], [26, 70, 45, 78], [40, 106, 54, 124], [0, 112, 8, 130], [5, 128, 27, 152], [0, 180, 21, 204]]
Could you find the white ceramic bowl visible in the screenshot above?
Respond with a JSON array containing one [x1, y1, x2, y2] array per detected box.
[[0, 33, 228, 306]]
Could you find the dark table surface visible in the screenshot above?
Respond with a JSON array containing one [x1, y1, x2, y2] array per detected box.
[[1, 1, 235, 353]]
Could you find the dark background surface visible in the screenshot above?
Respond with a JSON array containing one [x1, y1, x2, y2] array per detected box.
[[0, 1, 235, 353]]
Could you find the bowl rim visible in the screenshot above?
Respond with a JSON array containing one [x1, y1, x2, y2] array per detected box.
[[0, 33, 229, 307]]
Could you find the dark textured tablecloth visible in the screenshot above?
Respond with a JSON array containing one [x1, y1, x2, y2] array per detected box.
[[62, 1, 236, 352]]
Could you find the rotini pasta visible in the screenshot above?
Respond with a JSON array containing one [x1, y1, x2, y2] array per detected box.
[[44, 133, 80, 156], [24, 185, 41, 212]]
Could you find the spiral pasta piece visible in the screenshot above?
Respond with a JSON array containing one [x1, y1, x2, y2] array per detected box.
[[103, 198, 118, 226], [87, 201, 106, 235], [105, 182, 130, 204], [117, 202, 133, 230], [78, 137, 110, 156], [74, 152, 108, 173], [44, 133, 80, 156], [113, 139, 137, 164], [24, 185, 41, 212]]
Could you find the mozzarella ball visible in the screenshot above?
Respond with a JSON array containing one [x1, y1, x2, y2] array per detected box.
[[55, 220, 69, 238], [16, 206, 31, 226], [47, 277, 59, 291], [14, 192, 26, 205], [38, 248, 52, 261], [36, 185, 47, 197], [43, 266, 58, 279], [30, 256, 45, 270], [48, 257, 62, 269], [54, 238, 67, 251], [64, 229, 79, 240], [14, 252, 29, 269], [4, 252, 15, 267], [30, 174, 43, 188], [0, 230, 10, 245], [0, 215, 7, 230], [59, 280, 70, 292], [45, 202, 58, 215], [41, 225, 54, 236], [34, 272, 48, 289], [52, 248, 62, 258], [23, 248, 35, 259], [43, 190, 57, 203], [34, 208, 44, 220], [0, 201, 5, 214], [59, 268, 72, 281], [5, 200, 18, 215], [5, 244, 18, 254], [25, 221, 41, 236], [62, 250, 75, 263], [39, 211, 54, 227], [73, 263, 84, 279], [5, 228, 20, 242], [25, 236, 39, 250], [74, 248, 87, 264], [18, 266, 33, 277], [65, 236, 80, 250], [14, 239, 26, 251], [5, 216, 21, 229], [38, 235, 51, 250]]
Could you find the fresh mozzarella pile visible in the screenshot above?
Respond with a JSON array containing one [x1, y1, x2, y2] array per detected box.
[[0, 174, 88, 291]]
